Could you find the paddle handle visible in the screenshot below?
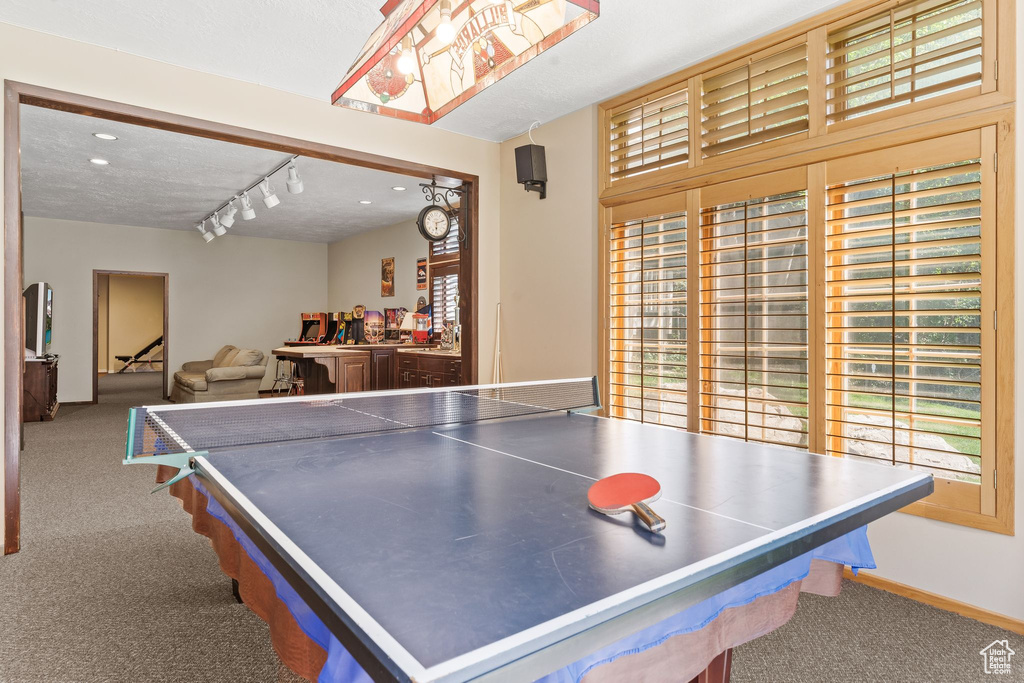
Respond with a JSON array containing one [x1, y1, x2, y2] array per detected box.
[[631, 501, 666, 533]]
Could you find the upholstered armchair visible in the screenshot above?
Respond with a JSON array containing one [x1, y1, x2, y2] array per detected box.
[[170, 345, 268, 403]]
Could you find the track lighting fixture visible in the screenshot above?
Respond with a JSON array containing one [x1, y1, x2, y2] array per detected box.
[[221, 198, 238, 228], [259, 178, 280, 208], [211, 214, 227, 237], [240, 192, 257, 220], [286, 163, 304, 194], [196, 221, 215, 243], [196, 154, 302, 238]]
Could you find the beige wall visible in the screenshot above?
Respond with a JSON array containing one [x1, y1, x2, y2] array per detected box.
[[498, 106, 600, 381], [0, 20, 502, 548], [106, 274, 164, 372], [327, 218, 429, 315], [23, 217, 327, 402], [96, 274, 108, 373]]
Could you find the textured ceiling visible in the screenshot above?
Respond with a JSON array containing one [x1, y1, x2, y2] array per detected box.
[[21, 106, 434, 243], [0, 0, 844, 142]]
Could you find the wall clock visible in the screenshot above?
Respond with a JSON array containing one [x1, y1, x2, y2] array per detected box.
[[417, 205, 451, 242]]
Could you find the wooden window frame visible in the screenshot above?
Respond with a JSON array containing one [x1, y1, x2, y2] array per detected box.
[[597, 0, 1013, 201], [597, 0, 1015, 535]]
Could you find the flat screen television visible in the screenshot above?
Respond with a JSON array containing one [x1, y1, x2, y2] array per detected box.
[[24, 282, 53, 356]]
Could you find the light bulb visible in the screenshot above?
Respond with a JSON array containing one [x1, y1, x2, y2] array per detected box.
[[437, 16, 455, 44], [397, 36, 415, 75], [437, 1, 455, 44]]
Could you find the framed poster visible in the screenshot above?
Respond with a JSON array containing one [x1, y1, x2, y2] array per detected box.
[[381, 257, 395, 297], [416, 257, 428, 290]]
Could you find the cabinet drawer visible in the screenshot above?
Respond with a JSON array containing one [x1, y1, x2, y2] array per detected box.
[[399, 357, 416, 370]]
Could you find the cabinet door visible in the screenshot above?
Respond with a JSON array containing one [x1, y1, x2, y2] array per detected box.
[[370, 349, 394, 391], [339, 355, 371, 393]]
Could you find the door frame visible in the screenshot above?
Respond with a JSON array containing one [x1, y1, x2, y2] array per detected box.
[[92, 270, 169, 403], [3, 80, 480, 555]]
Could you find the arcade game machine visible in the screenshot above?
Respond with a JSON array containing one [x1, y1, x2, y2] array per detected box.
[[286, 312, 327, 346], [323, 312, 345, 345]]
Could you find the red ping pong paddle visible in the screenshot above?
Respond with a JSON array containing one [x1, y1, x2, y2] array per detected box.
[[587, 473, 667, 533]]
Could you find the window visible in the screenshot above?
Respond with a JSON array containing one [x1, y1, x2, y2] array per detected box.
[[431, 222, 460, 258], [825, 133, 993, 514], [608, 211, 688, 428], [429, 218, 460, 334], [827, 0, 983, 124], [699, 191, 810, 447], [701, 44, 809, 158], [431, 264, 459, 333], [607, 87, 689, 183], [599, 0, 1013, 531]]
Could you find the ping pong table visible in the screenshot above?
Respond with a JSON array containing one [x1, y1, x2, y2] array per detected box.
[[126, 377, 933, 682]]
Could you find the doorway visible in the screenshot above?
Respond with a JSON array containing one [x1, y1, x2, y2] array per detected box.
[[3, 81, 480, 555], [92, 271, 168, 403]]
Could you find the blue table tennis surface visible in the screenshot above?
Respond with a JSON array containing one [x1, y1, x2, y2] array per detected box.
[[163, 407, 933, 682]]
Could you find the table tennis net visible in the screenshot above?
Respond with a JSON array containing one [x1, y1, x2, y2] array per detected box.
[[127, 377, 601, 458]]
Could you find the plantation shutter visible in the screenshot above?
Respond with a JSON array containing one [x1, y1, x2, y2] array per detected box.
[[430, 263, 459, 333], [607, 87, 689, 183], [608, 210, 688, 428], [698, 188, 810, 448], [824, 133, 993, 513], [826, 0, 983, 124], [701, 44, 809, 159], [431, 223, 460, 258]]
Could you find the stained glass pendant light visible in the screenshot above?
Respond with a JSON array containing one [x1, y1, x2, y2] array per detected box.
[[333, 0, 600, 124]]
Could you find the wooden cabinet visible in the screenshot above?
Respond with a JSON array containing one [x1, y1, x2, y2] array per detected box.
[[24, 357, 59, 422], [370, 349, 394, 391], [338, 353, 371, 393], [396, 353, 462, 389]]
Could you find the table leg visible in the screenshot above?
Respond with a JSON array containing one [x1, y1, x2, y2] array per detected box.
[[691, 648, 732, 683]]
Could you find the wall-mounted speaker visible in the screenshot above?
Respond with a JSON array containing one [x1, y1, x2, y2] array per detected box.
[[514, 144, 547, 199]]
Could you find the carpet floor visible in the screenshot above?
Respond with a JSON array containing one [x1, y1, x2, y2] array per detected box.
[[0, 373, 1019, 682]]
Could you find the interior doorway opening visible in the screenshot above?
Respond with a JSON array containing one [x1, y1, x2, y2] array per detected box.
[[93, 271, 168, 402]]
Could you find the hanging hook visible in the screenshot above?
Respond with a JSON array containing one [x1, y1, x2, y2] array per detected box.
[[527, 120, 540, 145]]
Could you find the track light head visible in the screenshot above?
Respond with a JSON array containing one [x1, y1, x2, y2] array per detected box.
[[221, 199, 238, 228], [259, 178, 280, 208], [286, 163, 304, 194], [240, 192, 257, 220], [211, 214, 227, 237]]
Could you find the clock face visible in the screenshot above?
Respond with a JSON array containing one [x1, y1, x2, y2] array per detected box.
[[418, 205, 452, 241], [423, 208, 449, 238]]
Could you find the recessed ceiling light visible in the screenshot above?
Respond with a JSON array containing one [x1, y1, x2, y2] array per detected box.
[[359, 200, 372, 204], [89, 158, 110, 165], [92, 133, 118, 140], [392, 186, 406, 191]]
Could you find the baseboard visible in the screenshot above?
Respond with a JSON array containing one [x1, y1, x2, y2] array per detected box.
[[844, 568, 1024, 635], [61, 400, 95, 406]]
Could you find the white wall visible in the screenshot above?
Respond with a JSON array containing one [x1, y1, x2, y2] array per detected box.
[[0, 20, 502, 548], [498, 106, 600, 381], [23, 217, 327, 402], [327, 218, 429, 314]]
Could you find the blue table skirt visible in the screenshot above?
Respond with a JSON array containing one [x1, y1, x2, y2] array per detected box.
[[193, 477, 875, 683]]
